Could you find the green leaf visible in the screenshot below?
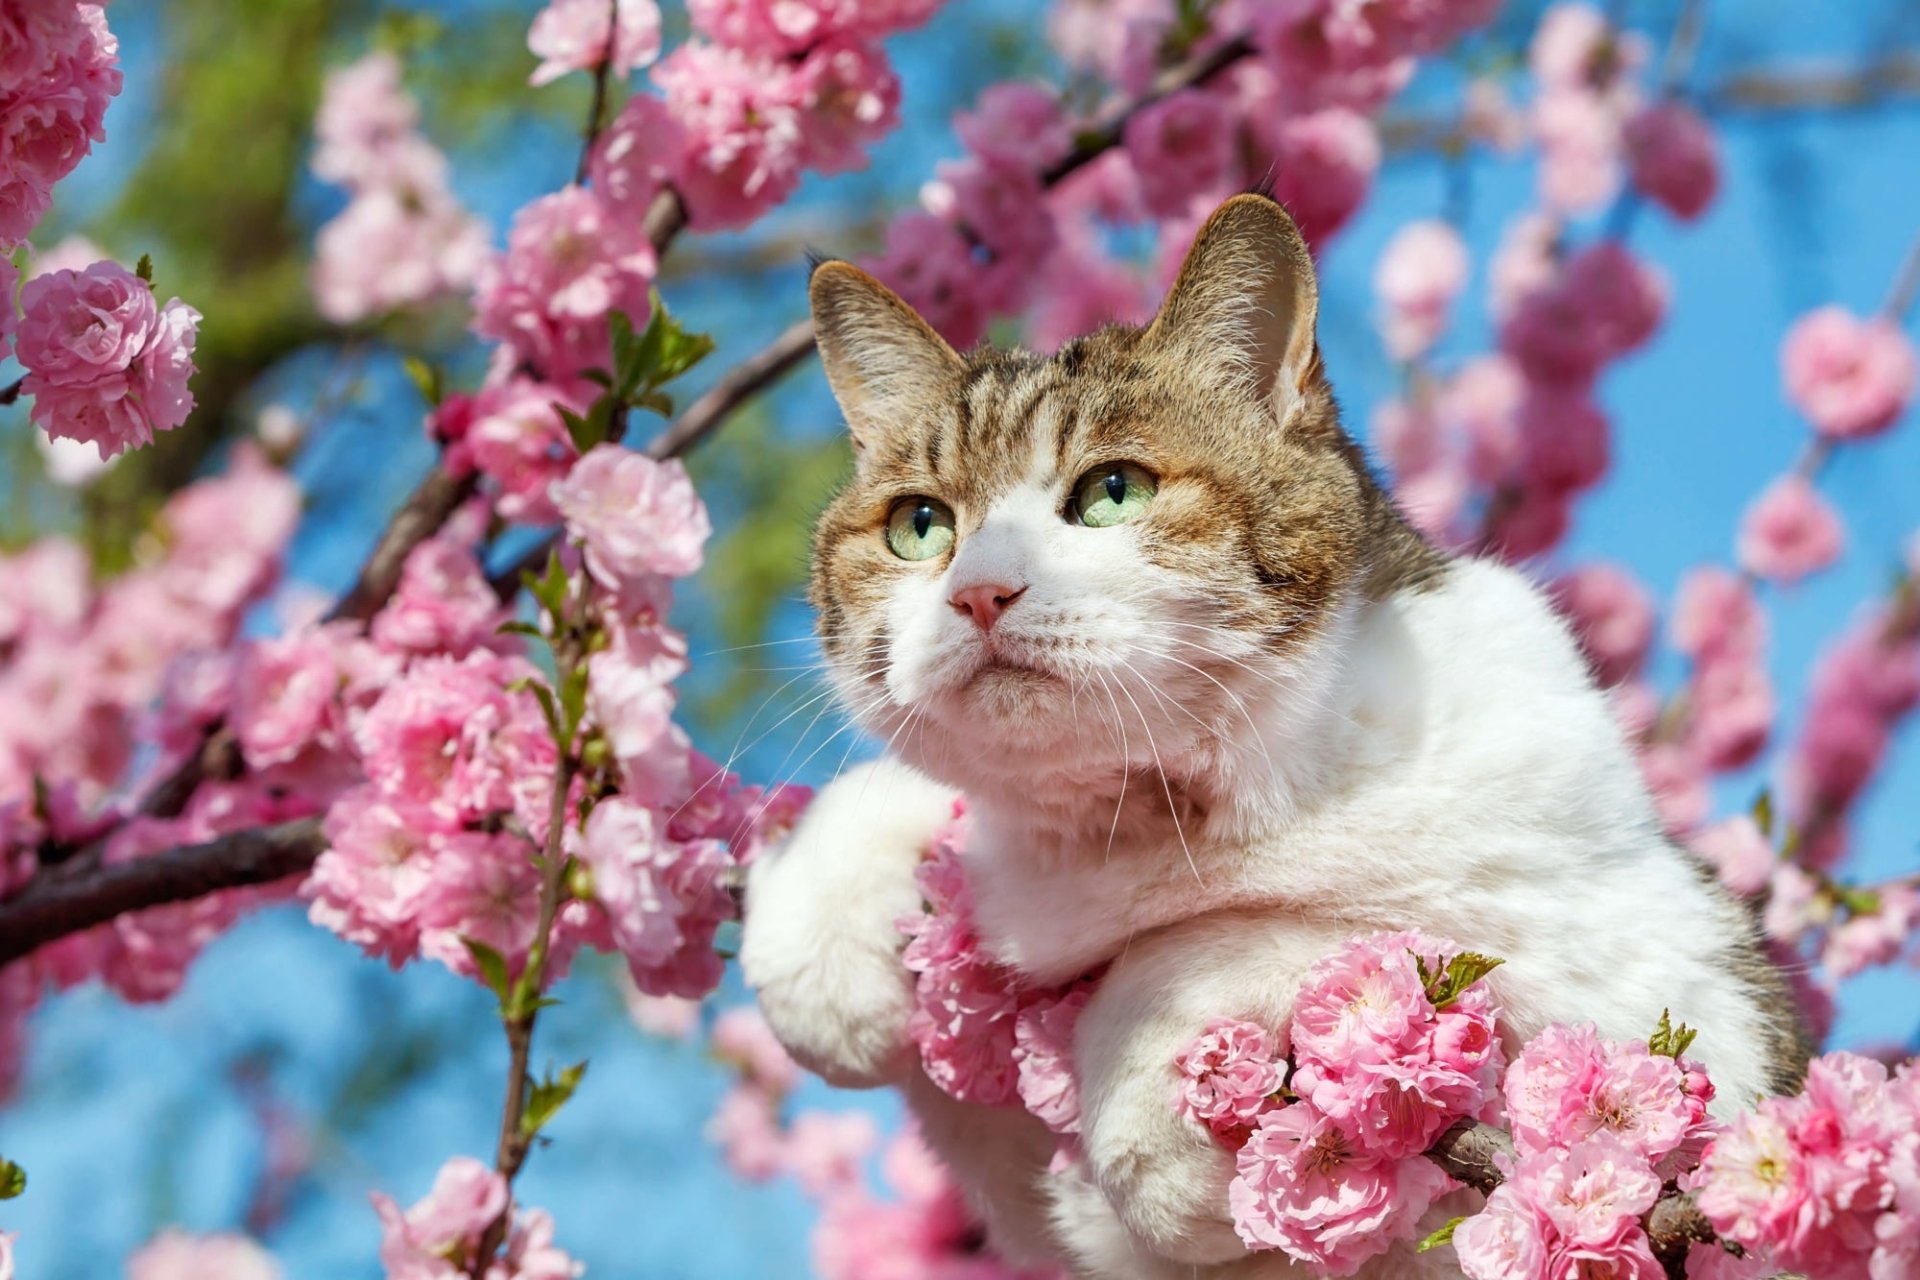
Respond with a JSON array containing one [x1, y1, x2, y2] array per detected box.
[[1648, 1008, 1700, 1060], [402, 356, 444, 407], [557, 405, 601, 454], [1415, 1216, 1466, 1254], [521, 548, 572, 622], [1419, 951, 1504, 1010], [1751, 788, 1775, 839], [0, 1158, 25, 1199], [461, 938, 512, 1007], [134, 253, 153, 284], [559, 662, 589, 745], [497, 619, 545, 639], [615, 293, 714, 406], [519, 1060, 589, 1141], [634, 390, 674, 418], [511, 678, 564, 747]]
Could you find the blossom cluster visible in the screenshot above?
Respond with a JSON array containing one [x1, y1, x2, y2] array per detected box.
[[1172, 932, 1505, 1274], [371, 1156, 582, 1280], [308, 51, 489, 324], [1, 4, 205, 461], [691, 1001, 1062, 1280], [896, 808, 1092, 1156]]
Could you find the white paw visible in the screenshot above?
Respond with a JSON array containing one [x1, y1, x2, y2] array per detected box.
[[740, 758, 957, 1088]]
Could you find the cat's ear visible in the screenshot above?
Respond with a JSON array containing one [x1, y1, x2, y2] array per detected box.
[[1143, 193, 1325, 430], [809, 260, 965, 460]]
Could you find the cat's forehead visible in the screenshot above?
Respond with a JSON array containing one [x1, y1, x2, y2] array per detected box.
[[865, 332, 1175, 510]]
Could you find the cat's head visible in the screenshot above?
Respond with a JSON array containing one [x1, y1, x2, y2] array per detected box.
[[807, 194, 1432, 802]]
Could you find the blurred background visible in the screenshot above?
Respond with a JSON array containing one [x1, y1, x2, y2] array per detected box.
[[4, 0, 1920, 1275]]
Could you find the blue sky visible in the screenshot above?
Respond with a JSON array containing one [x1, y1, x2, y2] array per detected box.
[[4, 2, 1919, 1277]]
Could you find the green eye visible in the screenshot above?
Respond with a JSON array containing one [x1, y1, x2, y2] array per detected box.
[[1070, 463, 1158, 528], [885, 497, 956, 561]]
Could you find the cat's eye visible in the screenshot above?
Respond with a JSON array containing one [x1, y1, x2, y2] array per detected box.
[[1068, 463, 1158, 528], [885, 497, 956, 561]]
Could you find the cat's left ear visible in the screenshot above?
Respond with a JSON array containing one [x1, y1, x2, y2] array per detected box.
[[1143, 193, 1326, 432], [809, 260, 965, 463]]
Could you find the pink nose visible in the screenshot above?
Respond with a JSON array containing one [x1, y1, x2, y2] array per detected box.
[[949, 582, 1027, 632]]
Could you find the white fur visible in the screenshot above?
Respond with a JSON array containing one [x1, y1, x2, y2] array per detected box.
[[743, 536, 1780, 1278]]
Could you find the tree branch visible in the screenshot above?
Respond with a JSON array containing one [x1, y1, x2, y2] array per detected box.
[[0, 818, 324, 966]]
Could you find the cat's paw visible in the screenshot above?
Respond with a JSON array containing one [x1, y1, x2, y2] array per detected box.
[[740, 757, 957, 1088]]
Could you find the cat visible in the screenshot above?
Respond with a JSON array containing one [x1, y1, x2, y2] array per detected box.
[[739, 193, 1811, 1279]]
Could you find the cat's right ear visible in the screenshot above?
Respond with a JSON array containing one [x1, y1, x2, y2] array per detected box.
[[809, 261, 964, 462]]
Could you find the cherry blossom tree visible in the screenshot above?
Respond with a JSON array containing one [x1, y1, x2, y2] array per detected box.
[[1, 2, 1918, 1278]]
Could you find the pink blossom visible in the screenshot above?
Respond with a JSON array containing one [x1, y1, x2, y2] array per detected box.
[[1488, 214, 1561, 323], [1517, 379, 1610, 492], [415, 830, 549, 981], [126, 1231, 280, 1280], [1502, 1135, 1664, 1274], [1553, 563, 1655, 686], [1529, 4, 1629, 90], [231, 627, 351, 769], [1738, 474, 1844, 583], [1640, 740, 1709, 832], [311, 51, 421, 191], [1689, 815, 1776, 898], [624, 988, 701, 1038], [1374, 219, 1469, 361], [1452, 1188, 1551, 1278], [528, 0, 662, 86], [862, 211, 988, 348], [312, 185, 488, 324], [1534, 88, 1625, 214], [1228, 1103, 1452, 1273], [1811, 624, 1920, 722], [1175, 1017, 1286, 1139], [473, 186, 657, 382], [1504, 1024, 1696, 1163], [1048, 0, 1172, 93], [1263, 108, 1380, 247], [305, 785, 445, 967], [708, 1084, 787, 1180], [688, 0, 941, 54], [713, 1005, 801, 1094], [354, 652, 556, 825], [455, 377, 588, 525], [1013, 985, 1088, 1136], [784, 1109, 880, 1195], [1823, 884, 1920, 978], [1685, 656, 1774, 771], [1761, 861, 1825, 944], [955, 83, 1071, 175], [371, 1156, 508, 1273], [793, 40, 901, 176], [653, 42, 808, 230], [575, 799, 734, 999], [1670, 567, 1764, 667], [1446, 354, 1527, 486], [552, 445, 710, 590], [1123, 89, 1236, 220], [588, 94, 684, 214], [1501, 241, 1666, 385], [1791, 701, 1890, 817], [587, 625, 687, 770], [1781, 306, 1918, 441], [0, 4, 121, 246], [371, 537, 508, 659], [17, 261, 202, 459], [921, 158, 1057, 312], [1625, 100, 1719, 221], [1288, 931, 1444, 1070], [1027, 239, 1151, 353]]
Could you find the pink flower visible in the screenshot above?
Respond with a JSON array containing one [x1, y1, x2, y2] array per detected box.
[[1685, 656, 1774, 772], [1228, 1103, 1452, 1274], [1374, 219, 1469, 361], [416, 830, 549, 981], [371, 537, 508, 659], [473, 186, 657, 382], [1288, 931, 1436, 1071], [16, 261, 202, 459], [1761, 862, 1824, 944], [588, 94, 684, 214], [862, 211, 989, 348], [653, 42, 808, 230], [1625, 100, 1719, 221], [1517, 379, 1610, 492], [1504, 1135, 1663, 1272], [1175, 1017, 1286, 1139], [354, 652, 556, 825], [784, 1109, 879, 1195], [0, 4, 121, 246], [587, 624, 687, 771], [955, 82, 1071, 175], [455, 377, 588, 525], [372, 1156, 553, 1278], [311, 185, 488, 324], [126, 1230, 280, 1280], [792, 40, 900, 176], [1688, 815, 1776, 897], [1823, 884, 1920, 978], [305, 785, 445, 967], [708, 1084, 787, 1180], [311, 51, 422, 191], [1027, 238, 1151, 353], [1738, 474, 1844, 583], [1452, 1188, 1551, 1279], [1791, 701, 1889, 816], [230, 627, 350, 769], [1123, 89, 1237, 220], [527, 0, 662, 86], [712, 1005, 801, 1094], [921, 157, 1057, 312], [1263, 108, 1380, 247], [1671, 567, 1764, 667], [1553, 563, 1655, 686], [574, 798, 735, 998], [1505, 1024, 1696, 1163], [552, 444, 710, 590], [1501, 241, 1666, 385], [1003, 984, 1086, 1139], [1781, 306, 1918, 441]]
